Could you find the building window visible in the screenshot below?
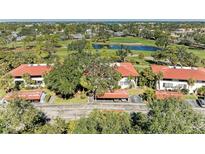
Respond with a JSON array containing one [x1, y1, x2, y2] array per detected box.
[[163, 83, 173, 88], [120, 81, 129, 86], [177, 84, 187, 89], [36, 81, 43, 85]]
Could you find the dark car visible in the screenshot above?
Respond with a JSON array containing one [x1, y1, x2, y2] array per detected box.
[[197, 98, 205, 108]]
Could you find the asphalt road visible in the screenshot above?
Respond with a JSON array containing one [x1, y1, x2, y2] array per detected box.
[[34, 100, 205, 121], [34, 102, 148, 120]]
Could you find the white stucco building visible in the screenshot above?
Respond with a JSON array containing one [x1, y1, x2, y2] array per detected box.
[[114, 62, 139, 89], [9, 64, 52, 87], [151, 65, 205, 93]]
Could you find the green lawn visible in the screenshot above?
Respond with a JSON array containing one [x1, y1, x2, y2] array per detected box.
[[127, 88, 146, 95], [188, 48, 205, 59], [183, 94, 197, 100], [43, 88, 88, 104], [109, 37, 156, 46], [0, 89, 6, 98], [54, 96, 88, 104]]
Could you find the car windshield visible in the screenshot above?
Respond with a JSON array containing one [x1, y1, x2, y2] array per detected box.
[[201, 99, 205, 105]]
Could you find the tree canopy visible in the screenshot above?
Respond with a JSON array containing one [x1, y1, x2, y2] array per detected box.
[[0, 100, 48, 134], [69, 98, 205, 134], [152, 45, 200, 66], [72, 110, 134, 134], [45, 53, 121, 98], [138, 67, 162, 89], [146, 99, 205, 133], [0, 98, 205, 134]]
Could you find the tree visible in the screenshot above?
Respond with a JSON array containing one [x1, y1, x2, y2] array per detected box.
[[73, 110, 134, 134], [130, 112, 148, 133], [42, 34, 60, 58], [35, 118, 67, 134], [22, 73, 35, 87], [141, 88, 156, 102], [152, 45, 200, 67], [95, 26, 111, 42], [35, 35, 45, 62], [155, 33, 170, 49], [187, 78, 195, 93], [138, 68, 161, 89], [0, 37, 7, 49], [45, 53, 121, 99], [44, 53, 85, 98], [197, 87, 205, 96], [0, 100, 48, 134], [81, 57, 121, 99], [116, 46, 131, 62], [138, 53, 145, 59], [0, 51, 39, 76], [0, 74, 15, 92], [23, 36, 34, 49], [146, 99, 205, 134], [201, 59, 205, 66], [140, 28, 154, 39], [67, 39, 92, 53]]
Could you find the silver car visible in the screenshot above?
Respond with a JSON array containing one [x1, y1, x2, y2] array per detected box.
[[197, 97, 205, 108]]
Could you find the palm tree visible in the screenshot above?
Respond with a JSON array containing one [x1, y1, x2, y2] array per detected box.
[[116, 46, 131, 62], [187, 78, 195, 93], [155, 72, 163, 90]]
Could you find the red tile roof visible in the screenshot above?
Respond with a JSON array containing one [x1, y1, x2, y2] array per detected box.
[[151, 64, 205, 81], [155, 90, 183, 100], [115, 62, 138, 77], [9, 64, 52, 77], [97, 89, 128, 99], [4, 90, 44, 101]]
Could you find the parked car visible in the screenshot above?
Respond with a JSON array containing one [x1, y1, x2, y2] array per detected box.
[[130, 95, 143, 103], [113, 98, 128, 102], [197, 96, 205, 107]]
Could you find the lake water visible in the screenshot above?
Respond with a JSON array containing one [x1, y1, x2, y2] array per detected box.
[[92, 44, 161, 51]]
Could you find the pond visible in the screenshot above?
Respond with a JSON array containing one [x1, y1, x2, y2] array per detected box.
[[92, 44, 161, 51]]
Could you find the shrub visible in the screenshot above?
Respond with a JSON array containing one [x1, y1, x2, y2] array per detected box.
[[141, 88, 155, 101], [138, 53, 145, 59], [181, 88, 189, 95], [197, 87, 205, 96]]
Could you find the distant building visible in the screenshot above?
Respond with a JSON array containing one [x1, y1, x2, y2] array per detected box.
[[114, 62, 139, 89], [152, 64, 205, 93], [9, 64, 52, 87], [71, 33, 84, 40], [85, 29, 96, 38], [16, 36, 26, 41], [113, 31, 125, 37]]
